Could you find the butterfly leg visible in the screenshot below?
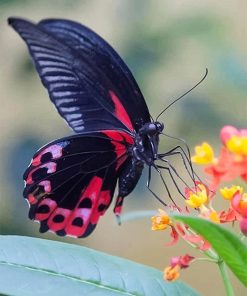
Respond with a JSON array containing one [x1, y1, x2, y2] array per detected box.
[[160, 133, 193, 170], [158, 156, 191, 189], [160, 148, 204, 186], [152, 164, 178, 207], [146, 165, 167, 206], [156, 162, 187, 198], [159, 145, 196, 182]]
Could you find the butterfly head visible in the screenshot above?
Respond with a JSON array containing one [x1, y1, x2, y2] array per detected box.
[[139, 122, 164, 136]]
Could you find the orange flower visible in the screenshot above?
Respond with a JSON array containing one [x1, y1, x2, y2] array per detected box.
[[231, 191, 247, 218], [221, 190, 247, 236], [218, 208, 237, 223], [164, 265, 180, 281], [230, 191, 247, 236], [192, 126, 247, 191], [164, 254, 194, 282], [151, 209, 172, 230], [151, 209, 179, 245], [205, 147, 247, 190]]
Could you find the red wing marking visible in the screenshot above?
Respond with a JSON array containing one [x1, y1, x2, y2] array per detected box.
[[109, 90, 134, 132], [65, 176, 104, 237], [40, 176, 110, 237], [102, 130, 134, 146], [47, 207, 71, 232], [65, 208, 91, 237], [35, 198, 57, 221], [102, 130, 134, 170], [32, 144, 64, 166], [26, 162, 57, 184], [24, 131, 131, 237], [27, 194, 38, 205], [27, 180, 51, 205], [113, 196, 124, 216], [91, 190, 111, 224]]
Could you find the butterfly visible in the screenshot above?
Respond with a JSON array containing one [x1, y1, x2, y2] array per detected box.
[[9, 17, 190, 238]]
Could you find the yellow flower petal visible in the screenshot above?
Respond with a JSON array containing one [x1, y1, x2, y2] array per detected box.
[[209, 211, 220, 223], [226, 136, 247, 155], [185, 185, 208, 209], [191, 142, 214, 164], [220, 185, 243, 200], [241, 137, 247, 155]]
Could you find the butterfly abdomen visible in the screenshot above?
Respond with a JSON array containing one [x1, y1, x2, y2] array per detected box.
[[113, 157, 144, 216]]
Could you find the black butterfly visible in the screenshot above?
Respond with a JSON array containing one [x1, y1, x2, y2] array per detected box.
[[9, 17, 194, 238]]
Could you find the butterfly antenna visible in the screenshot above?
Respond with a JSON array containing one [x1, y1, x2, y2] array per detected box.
[[149, 113, 154, 122], [155, 68, 208, 121]]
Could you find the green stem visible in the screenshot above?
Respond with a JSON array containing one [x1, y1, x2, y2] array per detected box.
[[203, 248, 219, 261], [218, 260, 235, 296], [194, 257, 217, 263]]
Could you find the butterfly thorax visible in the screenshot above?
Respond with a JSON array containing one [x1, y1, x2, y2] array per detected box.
[[117, 122, 163, 200], [132, 122, 164, 166]]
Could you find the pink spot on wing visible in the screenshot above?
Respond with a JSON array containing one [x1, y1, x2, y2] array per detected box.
[[32, 144, 64, 166], [45, 162, 57, 173], [109, 90, 134, 132], [39, 180, 51, 193]]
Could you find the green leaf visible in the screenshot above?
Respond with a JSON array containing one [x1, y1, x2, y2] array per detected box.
[[0, 235, 200, 296], [173, 215, 247, 286]]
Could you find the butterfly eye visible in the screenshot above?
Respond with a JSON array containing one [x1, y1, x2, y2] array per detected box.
[[156, 122, 164, 133]]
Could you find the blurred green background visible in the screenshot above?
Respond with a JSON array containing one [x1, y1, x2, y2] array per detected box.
[[0, 0, 246, 295]]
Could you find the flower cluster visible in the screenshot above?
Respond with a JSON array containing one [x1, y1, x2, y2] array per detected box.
[[221, 186, 247, 235], [192, 125, 247, 235], [193, 125, 247, 190], [164, 254, 194, 281], [152, 125, 247, 281]]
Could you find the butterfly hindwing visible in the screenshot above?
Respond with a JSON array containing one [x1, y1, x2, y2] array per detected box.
[[8, 18, 151, 132], [24, 131, 134, 237]]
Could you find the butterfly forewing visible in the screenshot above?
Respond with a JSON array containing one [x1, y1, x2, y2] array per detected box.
[[9, 18, 150, 133], [38, 19, 150, 129], [24, 131, 133, 237]]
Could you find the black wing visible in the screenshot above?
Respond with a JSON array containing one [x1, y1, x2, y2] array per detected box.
[[24, 130, 134, 237], [8, 17, 151, 133]]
